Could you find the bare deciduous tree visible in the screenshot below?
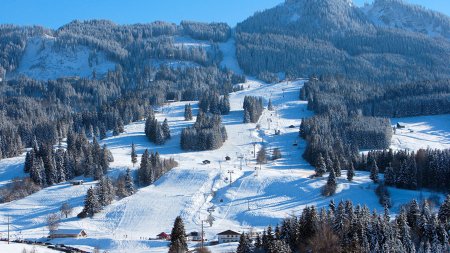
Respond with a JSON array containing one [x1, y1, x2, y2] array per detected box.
[[46, 213, 60, 235], [60, 202, 73, 218]]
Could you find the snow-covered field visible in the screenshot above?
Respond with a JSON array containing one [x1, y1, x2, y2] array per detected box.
[[0, 38, 449, 253], [391, 114, 450, 151]]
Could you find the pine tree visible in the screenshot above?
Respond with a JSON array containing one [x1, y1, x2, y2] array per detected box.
[[334, 159, 341, 177], [237, 233, 253, 253], [131, 143, 137, 167], [113, 125, 120, 136], [299, 118, 305, 138], [169, 216, 188, 253], [125, 168, 135, 196], [315, 154, 326, 177], [407, 199, 420, 229], [244, 109, 251, 123], [221, 95, 231, 115], [138, 149, 150, 185], [117, 119, 125, 133], [24, 150, 34, 173], [42, 146, 57, 186], [55, 149, 66, 183], [266, 225, 274, 241], [268, 98, 274, 111], [274, 224, 281, 239], [162, 118, 171, 140], [407, 157, 418, 189], [438, 194, 450, 223], [155, 123, 166, 145], [100, 145, 110, 175], [328, 169, 337, 188], [145, 115, 156, 141], [82, 187, 101, 217], [30, 157, 45, 186], [98, 177, 115, 207], [262, 230, 269, 251], [347, 162, 355, 181], [267, 240, 291, 253], [63, 152, 74, 180], [184, 104, 193, 121], [323, 168, 337, 196], [398, 213, 416, 253], [385, 164, 396, 186], [254, 233, 262, 252], [99, 125, 107, 140], [370, 158, 379, 183]]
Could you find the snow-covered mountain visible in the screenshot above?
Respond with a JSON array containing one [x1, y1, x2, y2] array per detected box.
[[236, 0, 450, 82], [362, 0, 450, 40], [10, 36, 116, 80]]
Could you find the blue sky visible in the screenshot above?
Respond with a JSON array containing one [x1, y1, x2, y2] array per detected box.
[[0, 0, 449, 29]]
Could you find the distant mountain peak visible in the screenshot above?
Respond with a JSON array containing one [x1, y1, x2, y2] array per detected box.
[[238, 0, 373, 36], [363, 0, 450, 39]]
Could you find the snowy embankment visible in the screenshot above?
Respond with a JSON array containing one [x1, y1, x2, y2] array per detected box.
[[0, 37, 449, 253]]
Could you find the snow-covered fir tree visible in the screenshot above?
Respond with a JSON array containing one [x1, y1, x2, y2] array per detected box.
[[169, 216, 188, 253], [131, 143, 137, 167]]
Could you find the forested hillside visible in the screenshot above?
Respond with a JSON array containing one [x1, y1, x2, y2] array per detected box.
[[0, 20, 244, 161], [236, 0, 450, 83]]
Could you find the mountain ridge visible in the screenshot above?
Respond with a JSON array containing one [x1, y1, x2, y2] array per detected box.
[[235, 0, 450, 83]]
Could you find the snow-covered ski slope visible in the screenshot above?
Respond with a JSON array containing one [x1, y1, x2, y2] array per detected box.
[[0, 38, 449, 253]]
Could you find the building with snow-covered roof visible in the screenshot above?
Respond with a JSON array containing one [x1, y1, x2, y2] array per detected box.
[[217, 230, 240, 244], [70, 180, 84, 185], [157, 232, 171, 240], [49, 229, 87, 239], [187, 231, 202, 241]]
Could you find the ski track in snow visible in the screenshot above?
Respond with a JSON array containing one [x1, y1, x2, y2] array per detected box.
[[0, 38, 449, 253]]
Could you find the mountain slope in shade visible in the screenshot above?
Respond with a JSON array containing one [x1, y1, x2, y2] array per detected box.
[[363, 0, 450, 40]]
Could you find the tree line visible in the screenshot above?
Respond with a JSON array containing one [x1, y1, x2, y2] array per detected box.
[[300, 110, 392, 172], [359, 148, 450, 192], [198, 92, 230, 115], [145, 109, 171, 145], [78, 169, 135, 218], [237, 198, 450, 253], [25, 133, 112, 187], [0, 132, 112, 203], [299, 75, 450, 193], [137, 149, 178, 186], [0, 20, 245, 162], [243, 96, 264, 123], [180, 111, 227, 151]]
